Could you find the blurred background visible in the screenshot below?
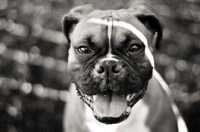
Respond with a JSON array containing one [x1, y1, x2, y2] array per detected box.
[[0, 0, 199, 132]]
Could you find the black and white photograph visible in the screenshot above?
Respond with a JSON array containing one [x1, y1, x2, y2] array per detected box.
[[0, 0, 199, 132]]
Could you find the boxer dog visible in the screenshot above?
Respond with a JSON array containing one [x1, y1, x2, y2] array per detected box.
[[62, 4, 188, 132]]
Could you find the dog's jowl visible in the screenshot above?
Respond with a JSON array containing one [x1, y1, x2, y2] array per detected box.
[[62, 4, 188, 132]]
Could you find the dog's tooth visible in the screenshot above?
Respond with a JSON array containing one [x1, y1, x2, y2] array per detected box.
[[131, 93, 136, 99], [138, 90, 143, 95], [87, 95, 92, 100], [79, 90, 85, 97], [126, 107, 131, 113], [77, 91, 81, 96], [93, 95, 97, 101], [126, 94, 132, 101]]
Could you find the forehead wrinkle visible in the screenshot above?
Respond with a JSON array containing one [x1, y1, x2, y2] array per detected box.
[[117, 31, 142, 45], [72, 20, 106, 44]]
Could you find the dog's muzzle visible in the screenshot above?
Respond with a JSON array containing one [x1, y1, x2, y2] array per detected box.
[[75, 58, 148, 124]]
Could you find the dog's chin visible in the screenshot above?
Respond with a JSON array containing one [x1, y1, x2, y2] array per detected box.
[[94, 114, 130, 124], [94, 114, 129, 124], [76, 86, 147, 124]]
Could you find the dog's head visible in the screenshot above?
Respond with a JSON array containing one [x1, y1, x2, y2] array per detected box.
[[63, 4, 163, 124]]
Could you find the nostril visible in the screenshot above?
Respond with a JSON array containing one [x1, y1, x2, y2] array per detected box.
[[95, 64, 104, 74], [113, 64, 122, 73]]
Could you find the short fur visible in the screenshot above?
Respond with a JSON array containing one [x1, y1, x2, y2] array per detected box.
[[62, 4, 187, 132]]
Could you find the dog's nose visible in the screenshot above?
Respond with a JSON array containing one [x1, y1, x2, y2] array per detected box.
[[95, 60, 122, 74]]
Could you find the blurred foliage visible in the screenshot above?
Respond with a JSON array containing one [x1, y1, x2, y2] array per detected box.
[[0, 0, 200, 132]]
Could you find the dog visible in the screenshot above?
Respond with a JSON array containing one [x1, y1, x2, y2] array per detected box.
[[62, 4, 188, 132]]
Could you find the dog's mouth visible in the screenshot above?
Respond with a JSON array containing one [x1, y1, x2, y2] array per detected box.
[[76, 87, 147, 124]]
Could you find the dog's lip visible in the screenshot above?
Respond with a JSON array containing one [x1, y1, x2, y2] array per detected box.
[[76, 87, 147, 123], [76, 88, 142, 115], [77, 88, 138, 105]]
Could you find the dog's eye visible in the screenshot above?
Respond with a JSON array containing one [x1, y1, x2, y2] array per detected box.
[[128, 44, 141, 52], [78, 46, 91, 54]]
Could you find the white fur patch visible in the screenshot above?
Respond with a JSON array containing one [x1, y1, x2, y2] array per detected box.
[[99, 57, 119, 62], [88, 18, 108, 25], [153, 69, 188, 132], [107, 18, 113, 54], [87, 18, 155, 67]]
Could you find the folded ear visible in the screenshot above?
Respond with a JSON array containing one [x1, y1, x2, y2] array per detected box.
[[128, 4, 163, 49], [62, 4, 94, 44]]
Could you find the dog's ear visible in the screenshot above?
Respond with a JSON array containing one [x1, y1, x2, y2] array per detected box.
[[128, 4, 163, 49], [62, 4, 94, 44]]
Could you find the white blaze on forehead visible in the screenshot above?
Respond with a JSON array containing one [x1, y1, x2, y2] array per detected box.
[[88, 18, 155, 67], [88, 18, 108, 25], [107, 18, 112, 54], [88, 18, 113, 54]]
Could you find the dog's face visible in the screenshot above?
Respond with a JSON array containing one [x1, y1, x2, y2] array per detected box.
[[63, 4, 162, 124]]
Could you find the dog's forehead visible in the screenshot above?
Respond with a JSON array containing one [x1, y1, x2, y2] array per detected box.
[[71, 19, 108, 45], [86, 9, 152, 38], [72, 17, 152, 44]]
